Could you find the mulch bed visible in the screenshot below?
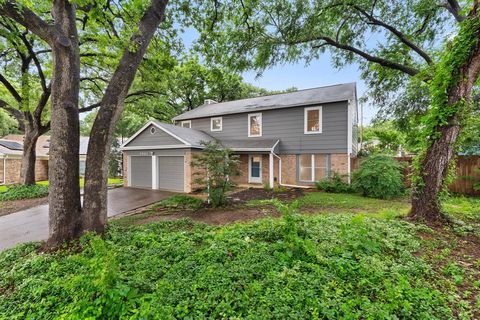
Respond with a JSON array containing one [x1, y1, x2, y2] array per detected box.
[[0, 197, 48, 217], [228, 187, 304, 203]]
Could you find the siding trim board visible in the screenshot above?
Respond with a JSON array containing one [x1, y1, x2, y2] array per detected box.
[[121, 120, 190, 149]]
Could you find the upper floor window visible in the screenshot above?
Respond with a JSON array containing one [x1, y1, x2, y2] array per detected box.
[[180, 120, 191, 128], [211, 117, 222, 131], [248, 113, 262, 137], [304, 106, 322, 134]]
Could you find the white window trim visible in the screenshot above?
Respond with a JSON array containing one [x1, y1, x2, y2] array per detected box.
[[304, 106, 322, 134], [210, 117, 222, 131], [180, 120, 191, 128], [248, 113, 262, 137], [298, 154, 329, 182]]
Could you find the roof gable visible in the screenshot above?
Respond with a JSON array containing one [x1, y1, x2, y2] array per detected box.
[[121, 120, 215, 150]]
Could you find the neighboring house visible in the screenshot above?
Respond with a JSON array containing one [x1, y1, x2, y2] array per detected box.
[[121, 83, 359, 192], [0, 135, 90, 185]]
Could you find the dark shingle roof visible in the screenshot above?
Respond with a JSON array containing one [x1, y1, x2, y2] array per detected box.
[[221, 139, 279, 151], [173, 83, 356, 121], [152, 121, 216, 146]]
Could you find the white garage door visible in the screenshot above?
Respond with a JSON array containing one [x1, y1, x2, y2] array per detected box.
[[130, 156, 152, 188], [158, 156, 184, 192]]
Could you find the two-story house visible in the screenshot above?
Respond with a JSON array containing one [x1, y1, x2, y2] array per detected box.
[[121, 83, 358, 192]]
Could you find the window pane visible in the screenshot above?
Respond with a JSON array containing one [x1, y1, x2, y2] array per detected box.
[[307, 109, 320, 132], [182, 122, 191, 128], [212, 118, 221, 130], [299, 154, 312, 181], [251, 156, 261, 177], [250, 115, 261, 135], [314, 155, 327, 180]]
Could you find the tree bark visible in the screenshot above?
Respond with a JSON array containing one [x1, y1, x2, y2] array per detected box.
[[82, 0, 168, 234], [47, 0, 82, 247], [410, 13, 480, 222], [20, 126, 39, 185]]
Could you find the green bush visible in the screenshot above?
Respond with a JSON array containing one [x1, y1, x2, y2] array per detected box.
[[155, 195, 204, 210], [0, 215, 453, 319], [315, 172, 354, 193], [353, 155, 404, 199], [0, 184, 48, 201]]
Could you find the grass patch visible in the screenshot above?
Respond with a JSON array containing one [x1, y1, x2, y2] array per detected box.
[[443, 196, 480, 222], [0, 213, 456, 319], [0, 184, 49, 201], [153, 194, 204, 211], [298, 192, 410, 218]]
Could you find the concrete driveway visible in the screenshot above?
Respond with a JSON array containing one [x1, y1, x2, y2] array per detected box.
[[0, 187, 175, 251]]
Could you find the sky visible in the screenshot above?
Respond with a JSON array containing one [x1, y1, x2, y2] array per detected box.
[[241, 59, 372, 125]]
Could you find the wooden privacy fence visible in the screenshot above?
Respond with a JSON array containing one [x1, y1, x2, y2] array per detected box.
[[351, 156, 480, 196]]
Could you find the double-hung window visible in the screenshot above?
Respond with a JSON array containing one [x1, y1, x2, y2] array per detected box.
[[248, 113, 262, 137], [304, 106, 322, 134], [211, 117, 222, 131], [299, 154, 329, 182]]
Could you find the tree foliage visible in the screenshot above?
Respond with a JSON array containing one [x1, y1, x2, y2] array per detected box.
[[192, 141, 240, 207]]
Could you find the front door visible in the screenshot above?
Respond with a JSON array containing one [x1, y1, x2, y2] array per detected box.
[[248, 155, 262, 183]]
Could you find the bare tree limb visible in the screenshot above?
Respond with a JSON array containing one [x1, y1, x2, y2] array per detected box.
[[0, 98, 25, 130]]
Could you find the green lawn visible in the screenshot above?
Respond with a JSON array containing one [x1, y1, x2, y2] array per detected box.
[[0, 178, 123, 192], [0, 192, 478, 319]]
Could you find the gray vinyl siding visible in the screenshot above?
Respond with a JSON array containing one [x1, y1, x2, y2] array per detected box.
[[126, 124, 183, 147], [158, 156, 184, 191], [188, 102, 348, 154], [130, 156, 152, 188]]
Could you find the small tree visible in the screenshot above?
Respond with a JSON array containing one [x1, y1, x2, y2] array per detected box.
[[192, 141, 240, 207]]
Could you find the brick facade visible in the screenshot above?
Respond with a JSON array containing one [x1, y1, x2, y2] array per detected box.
[[121, 151, 351, 192], [331, 153, 349, 176], [0, 158, 49, 185]]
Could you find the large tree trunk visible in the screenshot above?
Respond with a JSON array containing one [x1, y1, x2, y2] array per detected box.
[[82, 0, 168, 234], [410, 119, 460, 223], [410, 13, 480, 222], [47, 0, 82, 247], [20, 125, 39, 185]]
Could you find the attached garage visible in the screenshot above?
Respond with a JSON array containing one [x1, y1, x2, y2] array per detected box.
[[130, 156, 152, 188], [157, 156, 184, 192], [122, 120, 215, 193]]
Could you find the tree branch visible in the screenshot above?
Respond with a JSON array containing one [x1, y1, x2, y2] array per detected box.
[[0, 1, 71, 46], [441, 0, 466, 22], [0, 72, 22, 102], [311, 36, 420, 76], [78, 90, 162, 113], [0, 99, 25, 130], [351, 4, 433, 64]]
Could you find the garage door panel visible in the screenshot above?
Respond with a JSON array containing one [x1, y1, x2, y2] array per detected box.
[[130, 156, 152, 188], [158, 156, 184, 191]]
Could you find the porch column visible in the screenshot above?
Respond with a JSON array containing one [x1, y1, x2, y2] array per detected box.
[[269, 152, 274, 188]]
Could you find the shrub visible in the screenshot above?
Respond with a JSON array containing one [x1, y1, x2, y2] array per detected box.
[[192, 141, 240, 207], [155, 195, 204, 210], [0, 184, 49, 201], [315, 172, 354, 193], [353, 155, 404, 199]]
